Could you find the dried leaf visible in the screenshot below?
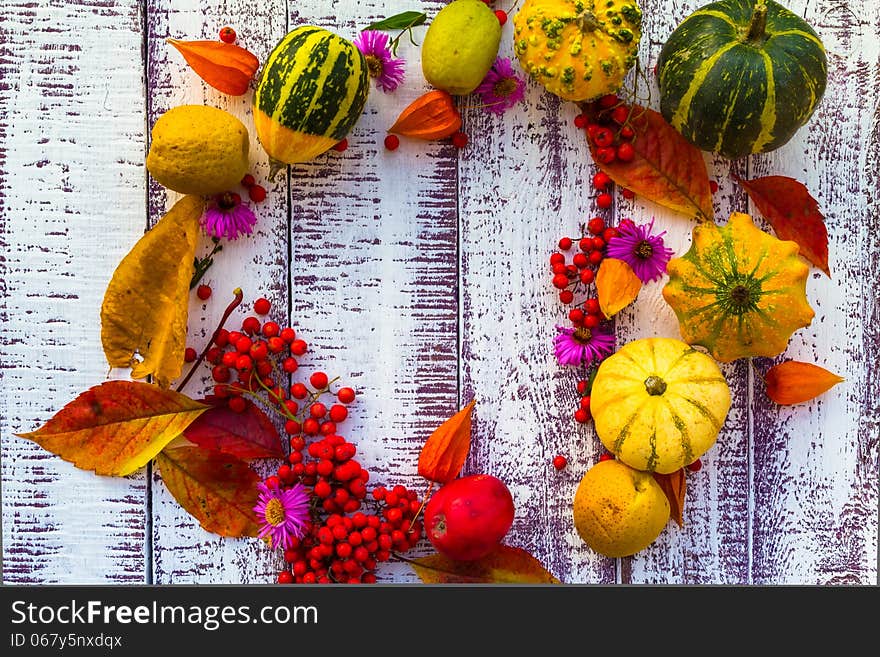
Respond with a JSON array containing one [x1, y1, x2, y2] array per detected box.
[[156, 444, 260, 538], [653, 469, 687, 528], [417, 401, 475, 484], [366, 11, 427, 31], [16, 381, 207, 476], [167, 39, 259, 96], [736, 175, 830, 277], [183, 397, 283, 460], [100, 195, 204, 387], [596, 258, 642, 318], [764, 360, 844, 405], [582, 103, 713, 221], [388, 89, 461, 140], [410, 545, 560, 584]]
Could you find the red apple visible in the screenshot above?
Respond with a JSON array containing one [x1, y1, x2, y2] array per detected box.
[[425, 474, 515, 561]]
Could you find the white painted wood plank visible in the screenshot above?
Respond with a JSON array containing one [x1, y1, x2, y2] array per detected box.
[[1, 0, 148, 583]]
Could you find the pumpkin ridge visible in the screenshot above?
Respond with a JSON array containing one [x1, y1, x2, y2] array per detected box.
[[614, 348, 649, 376], [752, 49, 777, 152], [671, 41, 739, 131], [662, 398, 694, 465], [646, 430, 659, 472], [611, 399, 650, 455], [688, 8, 738, 29], [668, 393, 722, 431], [769, 29, 824, 49], [657, 345, 698, 379]]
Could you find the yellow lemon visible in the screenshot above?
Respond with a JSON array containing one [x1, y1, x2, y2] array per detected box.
[[572, 459, 670, 558], [421, 0, 502, 95], [146, 105, 249, 195]]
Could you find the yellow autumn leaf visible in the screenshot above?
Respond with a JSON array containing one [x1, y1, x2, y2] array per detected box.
[[596, 257, 642, 318], [100, 194, 204, 387]]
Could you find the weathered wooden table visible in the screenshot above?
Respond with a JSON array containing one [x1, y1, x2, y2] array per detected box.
[[2, 0, 877, 585]]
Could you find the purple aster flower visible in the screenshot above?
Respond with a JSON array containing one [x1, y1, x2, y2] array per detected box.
[[201, 192, 257, 241], [353, 30, 405, 93], [474, 57, 526, 115], [606, 218, 675, 283], [554, 325, 615, 367], [254, 480, 310, 549]]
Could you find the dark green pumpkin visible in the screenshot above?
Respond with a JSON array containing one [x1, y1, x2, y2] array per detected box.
[[657, 0, 826, 159]]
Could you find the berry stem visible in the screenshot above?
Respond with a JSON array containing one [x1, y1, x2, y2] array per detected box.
[[407, 479, 435, 533], [175, 288, 244, 393], [189, 238, 223, 290]]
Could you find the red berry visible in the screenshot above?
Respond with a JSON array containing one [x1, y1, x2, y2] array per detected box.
[[616, 142, 635, 162], [588, 217, 605, 235], [572, 252, 589, 269], [592, 172, 611, 191], [291, 339, 308, 356], [568, 308, 584, 324], [709, 180, 719, 193], [687, 458, 703, 472], [250, 341, 269, 362], [228, 396, 247, 413], [234, 336, 252, 354], [310, 402, 327, 419], [549, 252, 565, 266], [248, 184, 267, 203], [552, 455, 568, 471], [558, 237, 573, 251], [588, 250, 603, 265], [552, 273, 569, 290], [234, 354, 252, 372], [184, 347, 197, 363], [574, 408, 589, 423], [277, 570, 293, 584], [584, 298, 600, 315], [576, 380, 588, 395], [495, 9, 507, 25], [559, 289, 574, 304], [196, 284, 212, 300], [592, 127, 614, 148], [214, 329, 230, 348], [599, 452, 614, 462], [337, 387, 356, 404], [212, 365, 231, 383], [573, 113, 588, 129], [578, 237, 593, 252], [579, 269, 595, 284], [620, 125, 635, 139], [206, 346, 222, 364], [279, 327, 296, 343], [610, 105, 630, 125], [595, 147, 616, 164], [583, 314, 600, 328], [591, 236, 605, 250], [284, 419, 300, 435], [290, 383, 308, 399], [241, 174, 255, 188], [241, 316, 261, 334], [310, 371, 329, 389], [596, 192, 612, 209], [598, 94, 619, 109], [580, 396, 591, 410], [303, 418, 320, 435], [253, 297, 271, 315], [603, 227, 619, 241], [333, 138, 349, 152], [219, 26, 236, 43], [384, 134, 400, 150], [329, 404, 348, 423], [452, 132, 468, 149], [621, 188, 635, 199], [282, 357, 298, 373]]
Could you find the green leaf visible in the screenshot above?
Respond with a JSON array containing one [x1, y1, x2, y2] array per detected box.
[[365, 11, 427, 32]]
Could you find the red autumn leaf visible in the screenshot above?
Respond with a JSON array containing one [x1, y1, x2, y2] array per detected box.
[[167, 39, 259, 96], [736, 175, 830, 277], [156, 444, 260, 538], [183, 397, 283, 460], [582, 103, 714, 221], [409, 545, 561, 583], [763, 360, 844, 405], [417, 401, 475, 484], [653, 469, 687, 527], [16, 380, 208, 476]]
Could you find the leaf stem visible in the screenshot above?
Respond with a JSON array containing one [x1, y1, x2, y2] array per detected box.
[[175, 288, 244, 394]]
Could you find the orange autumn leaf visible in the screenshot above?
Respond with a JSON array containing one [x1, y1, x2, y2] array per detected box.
[[653, 468, 687, 528], [410, 545, 561, 584], [417, 401, 475, 484], [168, 39, 259, 96], [764, 361, 844, 405], [596, 257, 642, 318], [581, 103, 713, 221], [388, 89, 461, 140]]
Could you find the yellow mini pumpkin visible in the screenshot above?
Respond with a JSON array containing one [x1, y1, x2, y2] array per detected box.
[[512, 0, 642, 102], [662, 212, 815, 363], [591, 337, 731, 474]]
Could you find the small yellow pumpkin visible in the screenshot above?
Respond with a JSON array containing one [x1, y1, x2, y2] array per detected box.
[[662, 212, 815, 363], [512, 0, 642, 102], [591, 337, 731, 474]]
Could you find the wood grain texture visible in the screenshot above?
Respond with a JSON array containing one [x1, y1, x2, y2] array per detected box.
[[0, 0, 148, 583], [145, 0, 290, 584]]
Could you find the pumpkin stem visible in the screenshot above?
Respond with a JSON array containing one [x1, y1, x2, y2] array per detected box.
[[644, 375, 667, 396], [745, 2, 769, 43]]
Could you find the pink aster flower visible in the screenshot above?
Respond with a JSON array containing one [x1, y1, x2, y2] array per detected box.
[[474, 57, 526, 115], [606, 218, 675, 283], [353, 30, 405, 93], [254, 480, 310, 549], [201, 192, 257, 241], [554, 325, 615, 367]]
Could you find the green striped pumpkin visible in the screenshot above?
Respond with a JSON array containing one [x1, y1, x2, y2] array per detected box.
[[657, 0, 827, 160], [590, 337, 731, 474], [254, 26, 369, 165]]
